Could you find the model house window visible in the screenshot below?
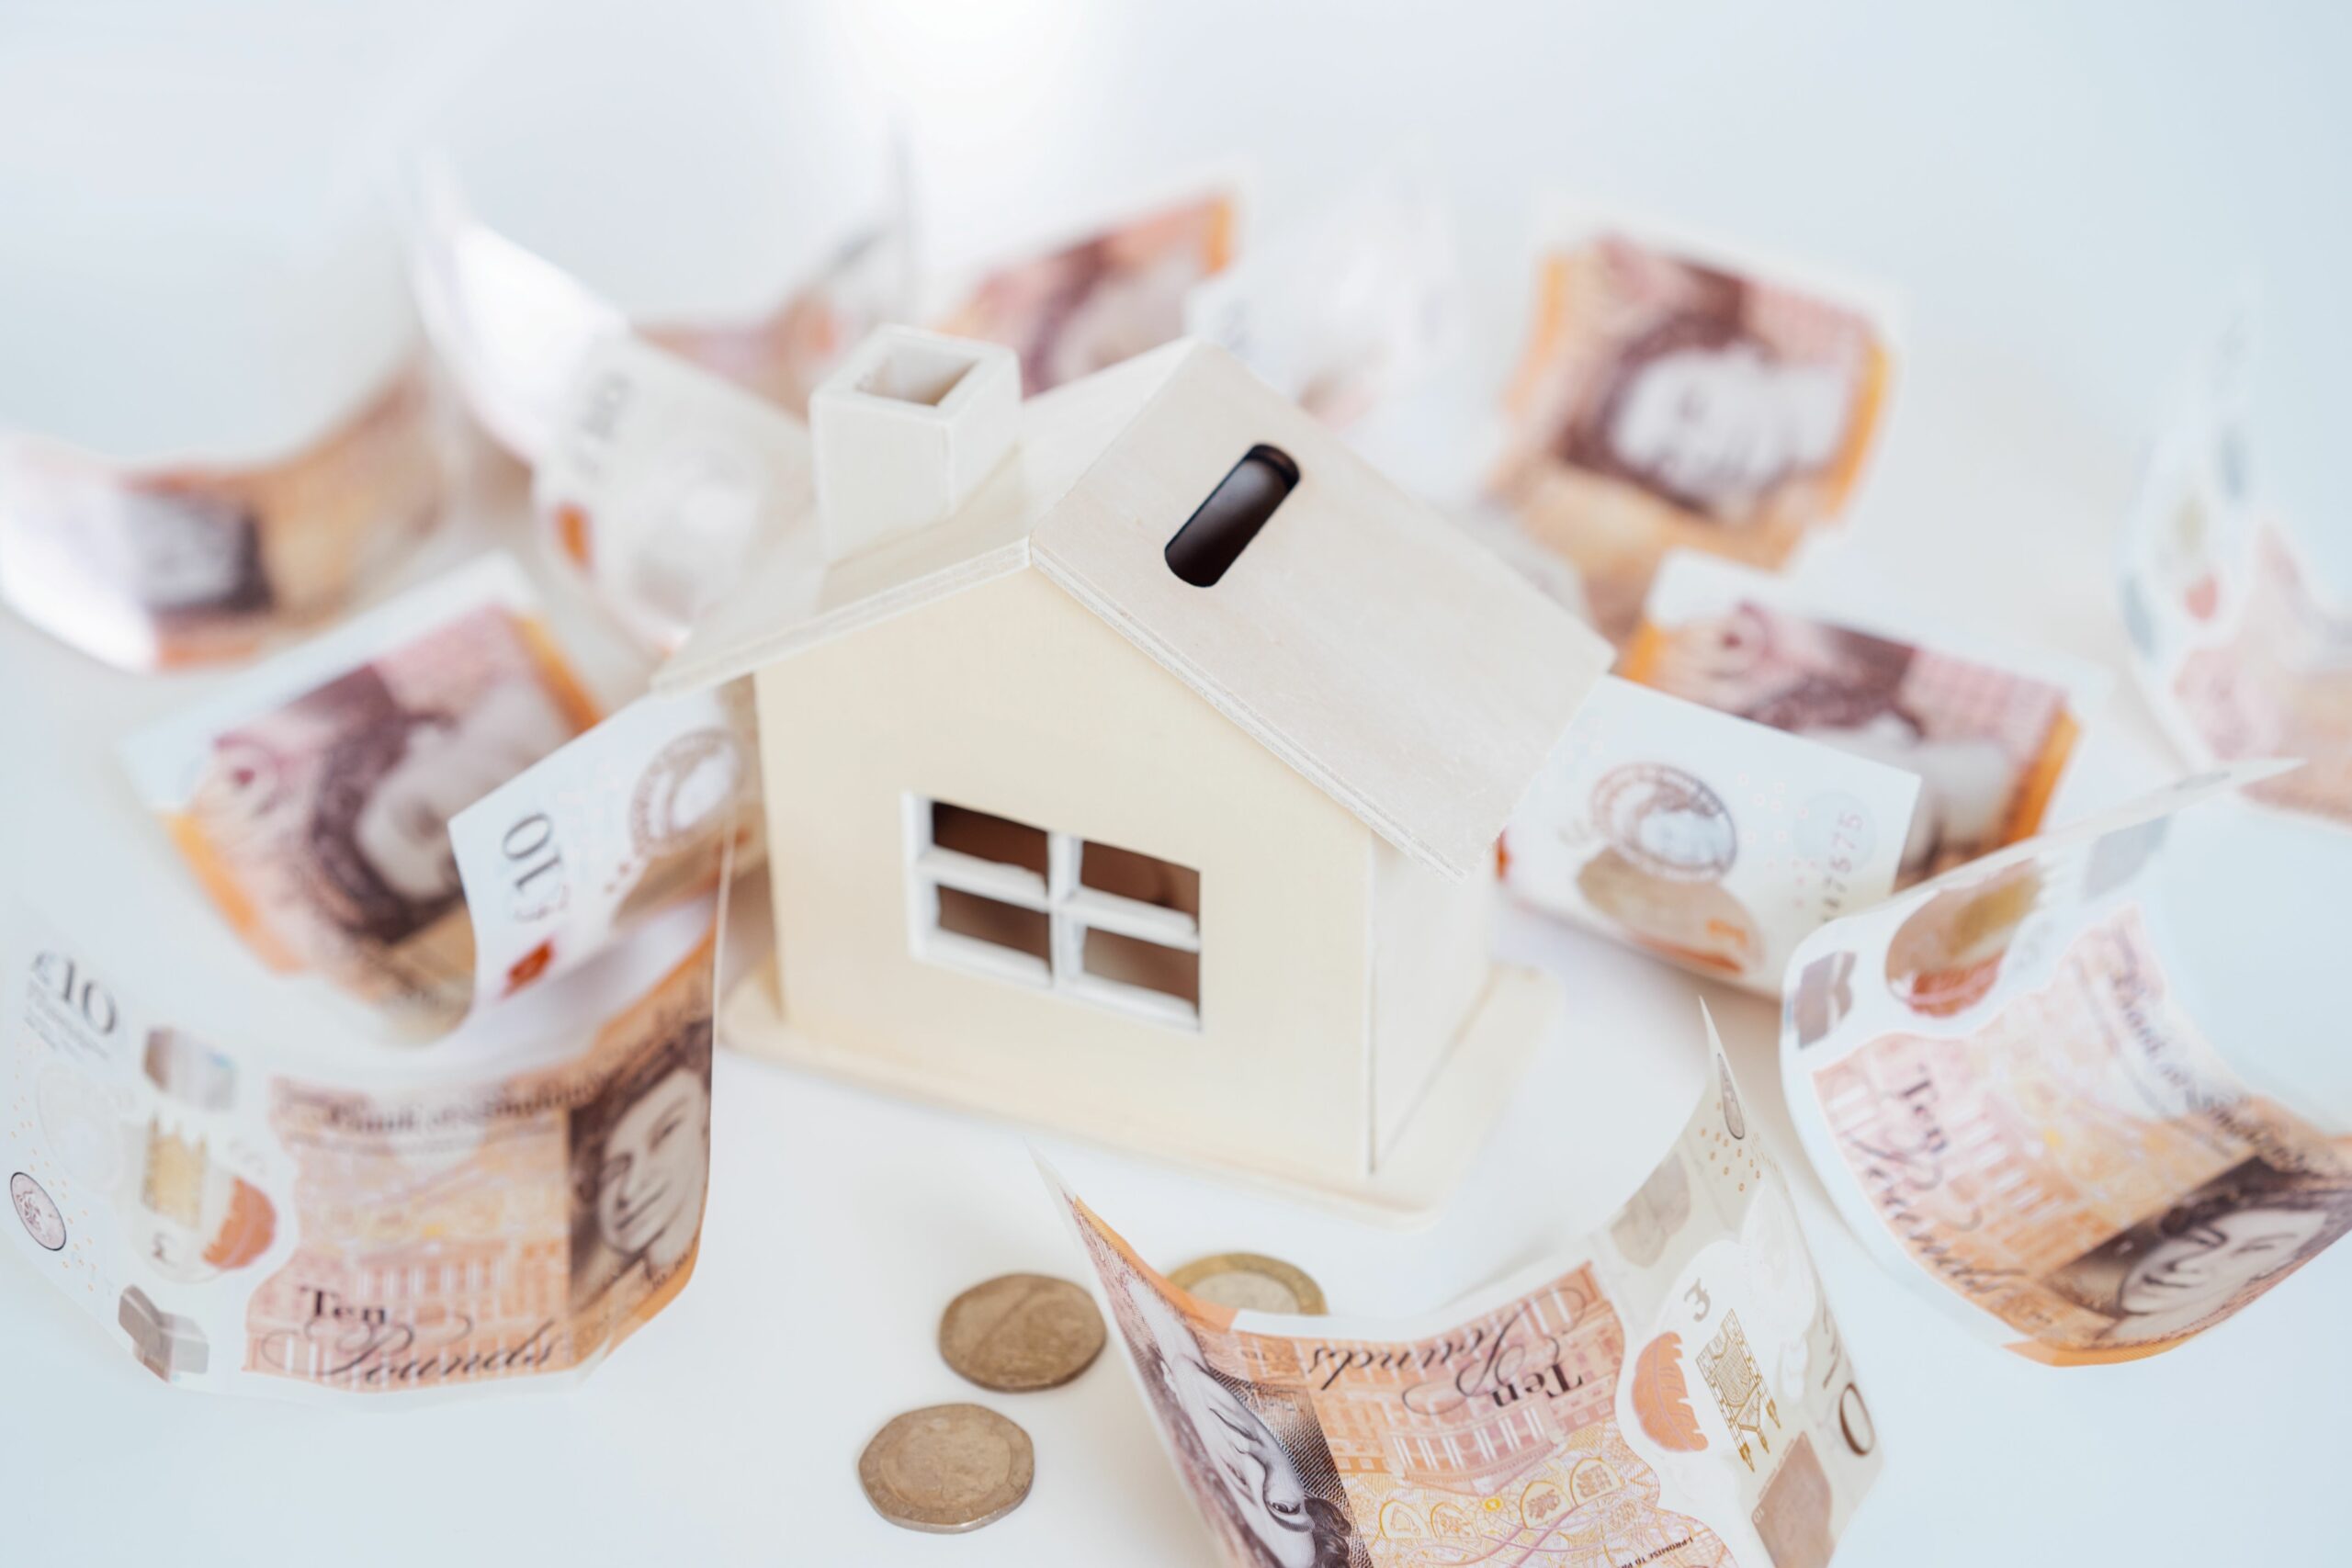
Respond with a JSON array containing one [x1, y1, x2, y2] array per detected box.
[[908, 798, 1202, 1029]]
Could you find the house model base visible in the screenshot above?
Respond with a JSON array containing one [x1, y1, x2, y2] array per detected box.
[[660, 326, 1610, 1220], [718, 957, 1563, 1224]]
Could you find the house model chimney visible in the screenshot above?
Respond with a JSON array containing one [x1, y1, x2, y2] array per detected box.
[[809, 325, 1021, 563]]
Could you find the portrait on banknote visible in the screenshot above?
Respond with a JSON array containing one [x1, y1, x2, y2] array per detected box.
[[1624, 554, 2086, 886], [1055, 1032, 1881, 1568], [2038, 1156, 2352, 1348], [0, 366, 443, 670], [568, 1005, 714, 1320], [937, 189, 1236, 394], [1080, 1224, 1366, 1568], [236, 923, 717, 1394], [124, 560, 600, 1027], [1783, 769, 2352, 1363], [1493, 227, 1894, 639]]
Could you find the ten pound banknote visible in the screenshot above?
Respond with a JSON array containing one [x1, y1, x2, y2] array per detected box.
[[1490, 217, 1897, 643], [2, 897, 719, 1400], [1781, 762, 2352, 1365], [536, 333, 813, 655], [119, 554, 759, 1042], [409, 162, 906, 465], [1623, 550, 2096, 888], [1185, 169, 1459, 429], [935, 186, 1238, 396], [120, 557, 601, 1035], [2120, 306, 2352, 829], [448, 681, 761, 1011], [1503, 676, 1918, 994], [1057, 1024, 1882, 1568], [0, 362, 446, 671]]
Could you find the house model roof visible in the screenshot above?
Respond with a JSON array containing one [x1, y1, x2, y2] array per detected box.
[[657, 337, 1611, 880]]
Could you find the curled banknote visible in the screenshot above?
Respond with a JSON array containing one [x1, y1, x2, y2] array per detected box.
[[1624, 550, 2095, 886], [935, 186, 1238, 395], [1781, 762, 2352, 1365], [1185, 169, 1459, 428], [120, 556, 602, 1034], [1491, 217, 1897, 642], [0, 362, 446, 671], [645, 220, 909, 421], [409, 164, 904, 463], [1, 897, 718, 1400], [449, 683, 761, 1010], [1503, 677, 1917, 993], [537, 333, 813, 653], [2120, 308, 2352, 829], [1056, 1027, 1883, 1568]]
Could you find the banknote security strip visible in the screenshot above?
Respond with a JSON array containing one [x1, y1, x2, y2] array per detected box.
[[2, 895, 723, 1401], [1781, 761, 2352, 1365], [1055, 1019, 1882, 1568], [0, 359, 447, 672]]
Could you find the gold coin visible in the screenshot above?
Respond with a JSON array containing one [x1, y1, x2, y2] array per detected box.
[[938, 1273, 1106, 1393], [858, 1404, 1035, 1534], [1167, 1252, 1327, 1314]]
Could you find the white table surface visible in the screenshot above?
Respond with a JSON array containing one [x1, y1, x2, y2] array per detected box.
[[3, 3, 2347, 1565]]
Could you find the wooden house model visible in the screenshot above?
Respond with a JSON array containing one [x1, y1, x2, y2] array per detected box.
[[659, 326, 1608, 1215]]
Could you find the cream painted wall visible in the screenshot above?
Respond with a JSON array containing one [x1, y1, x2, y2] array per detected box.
[[753, 566, 1379, 1185], [1367, 837, 1498, 1166]]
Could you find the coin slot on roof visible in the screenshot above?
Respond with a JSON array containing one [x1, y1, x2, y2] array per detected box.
[[1164, 445, 1299, 588]]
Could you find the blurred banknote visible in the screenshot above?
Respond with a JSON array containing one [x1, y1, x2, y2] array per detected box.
[[1781, 762, 2352, 1365], [1186, 170, 1458, 427], [410, 164, 905, 463], [1624, 551, 2094, 886], [450, 683, 760, 1009], [408, 166, 626, 465], [1504, 677, 1917, 993], [937, 186, 1237, 394], [2120, 307, 2352, 828], [120, 557, 601, 1033], [1, 898, 718, 1399], [1057, 1029, 1883, 1568], [0, 364, 446, 671], [537, 333, 813, 653], [1491, 217, 1897, 641], [646, 221, 909, 420]]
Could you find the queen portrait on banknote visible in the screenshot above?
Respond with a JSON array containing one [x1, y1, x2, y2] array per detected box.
[[1496, 230, 1894, 640], [2037, 1156, 2352, 1350], [1087, 1234, 1365, 1568], [567, 1010, 715, 1324]]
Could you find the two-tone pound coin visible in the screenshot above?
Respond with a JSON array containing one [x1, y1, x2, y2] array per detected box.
[[1167, 1252, 1327, 1315]]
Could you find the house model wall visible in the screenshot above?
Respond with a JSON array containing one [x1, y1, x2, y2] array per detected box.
[[659, 326, 1610, 1217]]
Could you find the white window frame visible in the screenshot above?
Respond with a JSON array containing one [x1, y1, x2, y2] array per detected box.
[[903, 796, 1202, 1032]]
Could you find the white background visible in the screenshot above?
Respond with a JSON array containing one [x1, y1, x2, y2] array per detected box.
[[1, 2, 2347, 1564]]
